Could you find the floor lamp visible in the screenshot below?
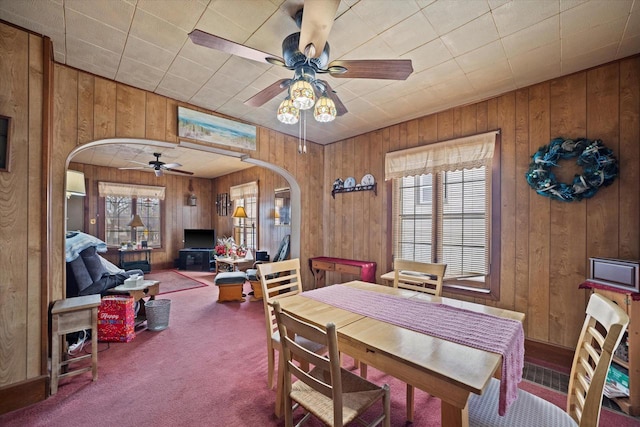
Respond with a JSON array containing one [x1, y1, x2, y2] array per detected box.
[[232, 205, 248, 247]]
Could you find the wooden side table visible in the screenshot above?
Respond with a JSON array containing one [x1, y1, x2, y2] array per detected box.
[[108, 280, 159, 327], [50, 294, 101, 395]]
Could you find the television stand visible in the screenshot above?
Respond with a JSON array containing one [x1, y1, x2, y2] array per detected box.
[[178, 249, 215, 271]]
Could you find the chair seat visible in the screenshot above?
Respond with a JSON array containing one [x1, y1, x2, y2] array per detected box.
[[468, 378, 577, 427], [291, 366, 387, 426]]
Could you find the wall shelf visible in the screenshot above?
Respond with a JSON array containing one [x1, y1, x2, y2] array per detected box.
[[332, 183, 377, 199]]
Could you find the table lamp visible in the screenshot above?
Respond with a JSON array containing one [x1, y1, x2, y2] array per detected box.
[[128, 214, 145, 244]]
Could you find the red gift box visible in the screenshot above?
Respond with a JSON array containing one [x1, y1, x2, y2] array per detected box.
[[98, 296, 136, 342]]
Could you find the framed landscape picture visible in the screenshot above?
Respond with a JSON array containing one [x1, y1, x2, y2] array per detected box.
[[0, 115, 11, 172], [177, 106, 256, 151]]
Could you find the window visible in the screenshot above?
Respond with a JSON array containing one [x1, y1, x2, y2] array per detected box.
[[230, 181, 258, 249], [387, 131, 500, 298], [99, 182, 165, 248]]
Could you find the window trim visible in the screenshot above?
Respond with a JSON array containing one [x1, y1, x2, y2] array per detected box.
[[388, 131, 501, 300]]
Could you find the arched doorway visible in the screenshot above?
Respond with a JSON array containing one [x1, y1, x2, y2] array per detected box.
[[65, 138, 302, 278]]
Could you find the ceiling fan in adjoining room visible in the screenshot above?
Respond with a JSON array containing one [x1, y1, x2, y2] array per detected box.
[[188, 0, 413, 153], [118, 152, 194, 177]]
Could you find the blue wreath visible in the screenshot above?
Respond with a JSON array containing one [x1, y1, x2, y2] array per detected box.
[[525, 137, 618, 202]]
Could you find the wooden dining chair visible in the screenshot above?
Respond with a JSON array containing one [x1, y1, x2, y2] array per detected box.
[[468, 292, 629, 427], [272, 300, 391, 427], [258, 258, 325, 390], [392, 259, 447, 421], [393, 259, 447, 296]]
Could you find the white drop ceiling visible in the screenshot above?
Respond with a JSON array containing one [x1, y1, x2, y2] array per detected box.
[[1, 0, 638, 178]]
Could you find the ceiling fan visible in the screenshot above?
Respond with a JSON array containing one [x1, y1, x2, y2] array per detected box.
[[188, 0, 413, 121], [119, 152, 194, 177]]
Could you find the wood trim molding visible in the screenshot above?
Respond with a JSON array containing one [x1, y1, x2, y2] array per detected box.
[[0, 376, 48, 415], [524, 338, 574, 373], [41, 36, 53, 383]]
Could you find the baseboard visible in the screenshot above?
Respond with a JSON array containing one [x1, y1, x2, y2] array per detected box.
[[0, 376, 48, 415], [525, 339, 574, 374]]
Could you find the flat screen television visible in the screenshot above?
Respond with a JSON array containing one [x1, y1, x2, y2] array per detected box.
[[183, 229, 216, 249]]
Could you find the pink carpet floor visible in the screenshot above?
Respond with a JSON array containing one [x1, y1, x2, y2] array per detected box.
[[1, 282, 637, 426]]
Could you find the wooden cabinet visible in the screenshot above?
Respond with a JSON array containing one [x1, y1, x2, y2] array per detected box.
[[178, 249, 215, 271], [586, 287, 639, 416]]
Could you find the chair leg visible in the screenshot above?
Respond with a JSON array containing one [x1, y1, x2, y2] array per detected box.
[[275, 353, 285, 419], [406, 383, 414, 422], [383, 384, 391, 427], [267, 347, 275, 389]]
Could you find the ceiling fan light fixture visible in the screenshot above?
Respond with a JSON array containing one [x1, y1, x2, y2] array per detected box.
[[154, 168, 163, 177], [313, 95, 336, 122], [277, 98, 300, 124], [289, 79, 315, 110]]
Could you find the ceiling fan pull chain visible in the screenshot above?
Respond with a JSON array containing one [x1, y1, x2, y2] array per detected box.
[[298, 114, 303, 154], [303, 111, 307, 153]]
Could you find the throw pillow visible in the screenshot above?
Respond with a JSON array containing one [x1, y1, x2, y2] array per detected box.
[[81, 246, 109, 283], [69, 256, 94, 293]]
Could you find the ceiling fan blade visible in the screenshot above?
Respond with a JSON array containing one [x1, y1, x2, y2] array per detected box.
[[318, 80, 348, 116], [245, 79, 291, 107], [166, 168, 194, 176], [189, 29, 285, 66], [298, 0, 340, 58], [162, 162, 182, 169], [118, 166, 147, 170], [127, 160, 149, 166], [328, 59, 414, 80]]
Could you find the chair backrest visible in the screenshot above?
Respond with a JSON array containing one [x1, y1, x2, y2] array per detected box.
[[393, 259, 447, 296], [272, 300, 343, 423], [258, 258, 303, 343], [566, 292, 629, 427]]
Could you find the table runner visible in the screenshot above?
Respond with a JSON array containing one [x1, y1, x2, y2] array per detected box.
[[303, 284, 524, 416]]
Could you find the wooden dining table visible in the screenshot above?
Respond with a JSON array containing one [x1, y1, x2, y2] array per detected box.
[[276, 280, 525, 427]]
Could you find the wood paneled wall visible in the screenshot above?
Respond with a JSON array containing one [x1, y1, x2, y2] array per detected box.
[[0, 23, 45, 391], [322, 56, 640, 350], [68, 161, 214, 269]]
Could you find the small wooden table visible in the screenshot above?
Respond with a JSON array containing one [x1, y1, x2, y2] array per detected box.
[[108, 280, 159, 326], [308, 256, 376, 288], [215, 257, 254, 273], [50, 294, 101, 395]]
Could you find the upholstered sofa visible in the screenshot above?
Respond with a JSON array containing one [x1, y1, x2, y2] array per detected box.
[[65, 231, 143, 298]]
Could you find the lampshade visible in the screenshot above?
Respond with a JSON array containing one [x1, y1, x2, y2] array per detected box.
[[313, 95, 337, 122], [289, 79, 315, 110], [66, 170, 86, 198], [232, 206, 248, 219], [128, 214, 145, 228], [276, 98, 299, 124]]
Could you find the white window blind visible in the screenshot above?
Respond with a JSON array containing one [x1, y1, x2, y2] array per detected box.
[[230, 181, 259, 249], [98, 182, 165, 200]]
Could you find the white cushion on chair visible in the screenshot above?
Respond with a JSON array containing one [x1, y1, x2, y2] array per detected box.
[[468, 378, 578, 427]]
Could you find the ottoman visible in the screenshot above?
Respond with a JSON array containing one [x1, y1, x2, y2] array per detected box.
[[214, 271, 247, 302]]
